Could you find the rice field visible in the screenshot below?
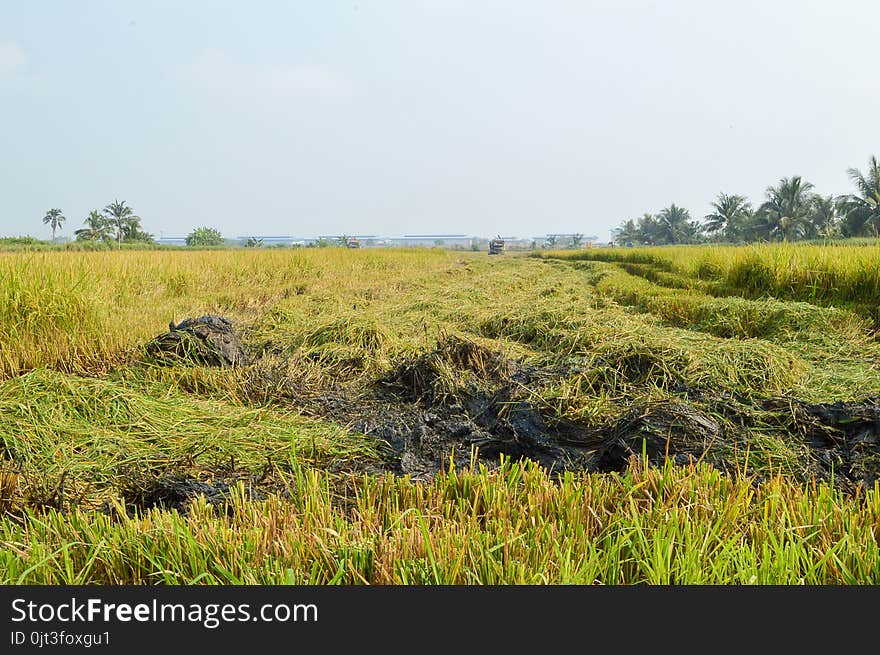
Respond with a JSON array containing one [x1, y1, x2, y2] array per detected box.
[[544, 241, 880, 323], [1, 244, 879, 584]]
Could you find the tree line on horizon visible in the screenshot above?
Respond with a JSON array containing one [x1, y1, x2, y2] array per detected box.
[[614, 155, 880, 246], [31, 154, 878, 249], [41, 200, 153, 247], [38, 204, 231, 248]]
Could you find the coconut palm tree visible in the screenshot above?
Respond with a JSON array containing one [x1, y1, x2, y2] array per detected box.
[[758, 177, 816, 241], [74, 210, 113, 242], [838, 156, 880, 237], [810, 195, 839, 239], [704, 193, 751, 241], [103, 199, 140, 248], [636, 213, 659, 244], [614, 219, 639, 246], [729, 206, 759, 242], [655, 204, 700, 244], [120, 219, 153, 243], [42, 208, 65, 243]]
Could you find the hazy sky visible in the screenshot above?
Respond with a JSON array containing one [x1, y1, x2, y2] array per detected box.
[[1, 1, 878, 241]]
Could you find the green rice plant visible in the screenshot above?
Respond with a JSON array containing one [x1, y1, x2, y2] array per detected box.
[[540, 241, 880, 323], [588, 259, 871, 344], [0, 459, 877, 584]]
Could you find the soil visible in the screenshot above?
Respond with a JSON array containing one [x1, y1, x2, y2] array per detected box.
[[119, 473, 262, 513], [143, 322, 880, 491], [346, 338, 880, 490], [759, 396, 880, 484], [347, 393, 597, 480], [145, 315, 251, 367]]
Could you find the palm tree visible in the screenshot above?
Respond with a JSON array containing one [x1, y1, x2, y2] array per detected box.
[[614, 219, 638, 246], [655, 204, 698, 244], [810, 195, 839, 239], [758, 177, 815, 241], [838, 156, 880, 237], [103, 199, 140, 248], [729, 206, 758, 242], [121, 219, 152, 243], [74, 210, 113, 242], [636, 213, 659, 244], [42, 208, 65, 243], [704, 193, 751, 241]]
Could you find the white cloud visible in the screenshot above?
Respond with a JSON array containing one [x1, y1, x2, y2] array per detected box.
[[0, 41, 27, 80], [177, 49, 349, 101]]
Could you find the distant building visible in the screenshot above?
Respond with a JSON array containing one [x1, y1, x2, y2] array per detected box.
[[382, 234, 474, 248], [157, 232, 589, 249], [499, 236, 533, 249], [155, 236, 188, 246], [238, 236, 307, 246], [315, 235, 382, 247], [532, 233, 598, 248]]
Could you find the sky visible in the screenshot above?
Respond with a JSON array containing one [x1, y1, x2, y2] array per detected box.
[[1, 1, 878, 241]]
